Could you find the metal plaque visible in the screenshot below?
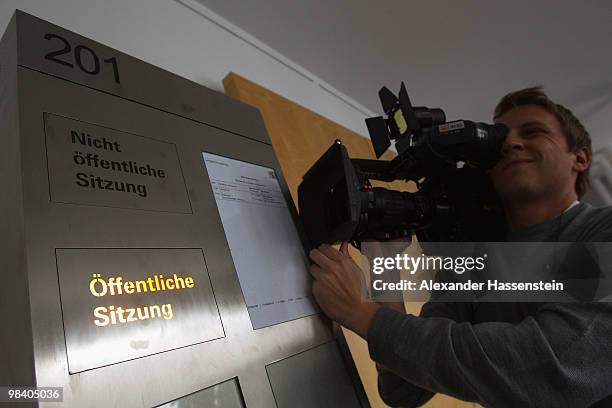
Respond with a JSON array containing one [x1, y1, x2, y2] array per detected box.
[[56, 248, 224, 373], [156, 377, 245, 408], [266, 341, 362, 408], [44, 113, 192, 213]]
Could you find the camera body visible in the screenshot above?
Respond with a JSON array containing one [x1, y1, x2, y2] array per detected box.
[[298, 83, 509, 248]]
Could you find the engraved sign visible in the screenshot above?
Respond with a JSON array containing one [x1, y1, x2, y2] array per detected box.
[[44, 113, 192, 212], [56, 248, 224, 373]]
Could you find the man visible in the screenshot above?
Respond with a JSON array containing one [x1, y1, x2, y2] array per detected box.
[[308, 87, 612, 407]]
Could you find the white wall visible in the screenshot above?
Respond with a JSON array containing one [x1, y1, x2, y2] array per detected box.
[[2, 0, 608, 156], [0, 0, 375, 138]]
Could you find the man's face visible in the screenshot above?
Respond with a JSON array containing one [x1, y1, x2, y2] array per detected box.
[[490, 105, 579, 202]]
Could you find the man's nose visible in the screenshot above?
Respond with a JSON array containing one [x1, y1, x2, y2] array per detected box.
[[501, 130, 524, 155]]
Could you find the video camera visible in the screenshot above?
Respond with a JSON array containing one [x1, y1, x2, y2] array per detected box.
[[298, 83, 509, 248]]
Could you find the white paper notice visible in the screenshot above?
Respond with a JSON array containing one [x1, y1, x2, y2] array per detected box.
[[203, 152, 318, 329]]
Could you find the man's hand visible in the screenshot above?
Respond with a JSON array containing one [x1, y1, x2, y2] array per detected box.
[[309, 242, 380, 339]]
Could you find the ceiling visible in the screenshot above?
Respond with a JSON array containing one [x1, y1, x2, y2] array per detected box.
[[197, 0, 612, 144]]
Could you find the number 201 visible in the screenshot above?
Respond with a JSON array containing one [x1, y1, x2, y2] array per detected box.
[[44, 33, 121, 84]]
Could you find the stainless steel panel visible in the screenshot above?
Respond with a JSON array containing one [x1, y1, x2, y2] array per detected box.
[[44, 113, 192, 213], [14, 10, 271, 144], [156, 377, 245, 408], [0, 12, 36, 390], [18, 67, 332, 408], [1, 10, 368, 408], [56, 248, 224, 373], [266, 341, 363, 408]]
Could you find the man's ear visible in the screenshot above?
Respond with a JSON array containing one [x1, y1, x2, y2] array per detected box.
[[573, 146, 591, 173]]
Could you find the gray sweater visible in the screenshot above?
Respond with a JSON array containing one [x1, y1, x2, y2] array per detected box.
[[367, 202, 612, 407]]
